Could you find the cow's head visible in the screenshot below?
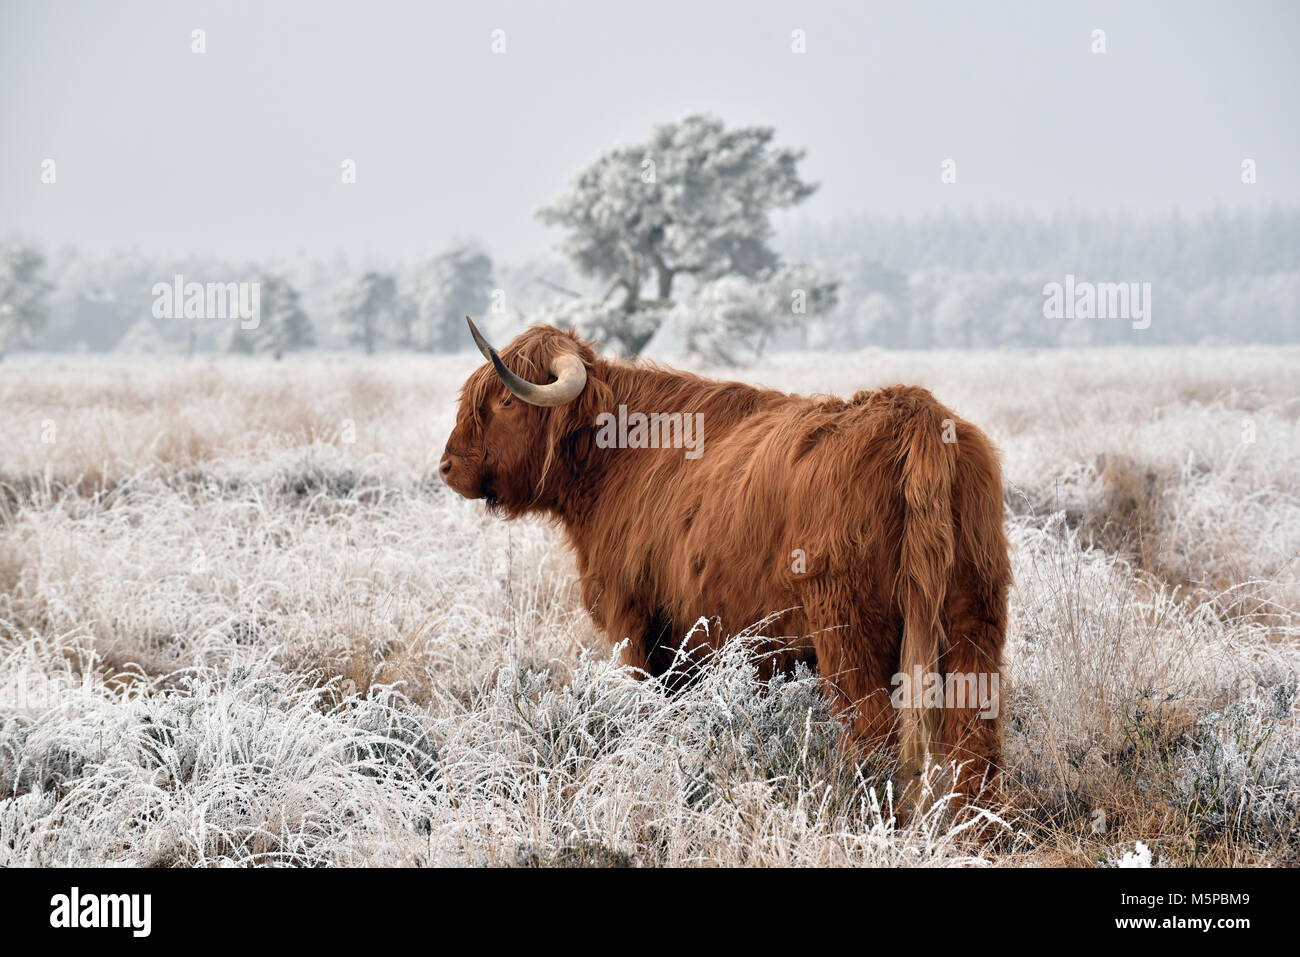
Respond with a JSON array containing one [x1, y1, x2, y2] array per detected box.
[[440, 318, 611, 515]]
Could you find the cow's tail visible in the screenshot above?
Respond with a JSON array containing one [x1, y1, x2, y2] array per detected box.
[[897, 400, 957, 798]]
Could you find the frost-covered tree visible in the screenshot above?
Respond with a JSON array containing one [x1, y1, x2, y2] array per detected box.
[[334, 272, 400, 355], [116, 318, 169, 354], [668, 265, 838, 366], [225, 274, 315, 356], [0, 247, 53, 359], [531, 297, 670, 357], [846, 291, 905, 349], [537, 114, 818, 355], [410, 244, 494, 351]]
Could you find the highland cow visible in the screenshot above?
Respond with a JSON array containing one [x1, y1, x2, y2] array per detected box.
[[441, 318, 1011, 802]]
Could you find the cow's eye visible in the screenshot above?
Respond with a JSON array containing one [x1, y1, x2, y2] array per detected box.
[[501, 397, 513, 407]]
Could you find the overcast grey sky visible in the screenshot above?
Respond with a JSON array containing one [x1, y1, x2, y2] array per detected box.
[[2, 0, 1297, 263]]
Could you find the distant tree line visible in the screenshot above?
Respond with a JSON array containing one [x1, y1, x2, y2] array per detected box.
[[0, 240, 500, 359], [1, 115, 842, 366], [782, 207, 1300, 349], [3, 112, 1296, 360], [333, 244, 495, 355]]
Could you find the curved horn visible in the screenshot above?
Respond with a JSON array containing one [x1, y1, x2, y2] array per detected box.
[[466, 316, 587, 407]]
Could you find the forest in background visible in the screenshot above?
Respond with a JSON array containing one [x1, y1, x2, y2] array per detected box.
[[3, 205, 1296, 362], [4, 114, 1296, 361]]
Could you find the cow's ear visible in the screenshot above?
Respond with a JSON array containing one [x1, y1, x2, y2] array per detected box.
[[548, 366, 611, 454], [562, 423, 596, 467]]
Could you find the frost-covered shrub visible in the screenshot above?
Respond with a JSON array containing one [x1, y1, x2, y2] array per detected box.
[[491, 660, 664, 772], [666, 266, 836, 366], [1172, 684, 1300, 859], [0, 713, 102, 799], [421, 636, 1003, 867], [0, 661, 444, 866], [670, 633, 845, 806], [0, 791, 57, 866]]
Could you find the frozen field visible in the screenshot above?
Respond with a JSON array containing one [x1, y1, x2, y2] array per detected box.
[[1, 345, 1298, 866]]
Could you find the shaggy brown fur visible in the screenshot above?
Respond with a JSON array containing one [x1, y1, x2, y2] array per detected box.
[[441, 324, 1011, 803]]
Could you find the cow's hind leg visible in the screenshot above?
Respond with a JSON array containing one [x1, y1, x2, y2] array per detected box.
[[938, 569, 1007, 809], [807, 613, 902, 771]]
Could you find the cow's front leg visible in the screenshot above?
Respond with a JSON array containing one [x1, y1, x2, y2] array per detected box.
[[620, 609, 682, 682], [579, 574, 680, 681]]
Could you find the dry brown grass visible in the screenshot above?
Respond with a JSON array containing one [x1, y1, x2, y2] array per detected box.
[[0, 346, 1297, 866]]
